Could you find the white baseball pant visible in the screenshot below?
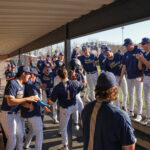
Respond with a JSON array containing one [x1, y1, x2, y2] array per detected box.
[[143, 76, 150, 119], [127, 78, 143, 115], [59, 103, 78, 146], [24, 116, 43, 150], [115, 75, 128, 108], [0, 111, 23, 150], [86, 72, 98, 101]]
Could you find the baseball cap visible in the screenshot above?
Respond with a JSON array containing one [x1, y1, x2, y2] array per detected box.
[[140, 37, 150, 45], [103, 46, 111, 53], [101, 45, 107, 50], [30, 68, 39, 76], [11, 64, 15, 68], [45, 63, 50, 67], [47, 54, 50, 57], [18, 66, 30, 74], [53, 54, 58, 58], [82, 46, 88, 51], [123, 38, 132, 46], [8, 64, 11, 67], [59, 52, 64, 56], [97, 72, 117, 90]]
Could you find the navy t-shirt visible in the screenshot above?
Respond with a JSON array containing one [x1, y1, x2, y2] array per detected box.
[[21, 80, 41, 118], [122, 46, 143, 79], [82, 101, 135, 150], [104, 53, 123, 76], [1, 79, 24, 112], [50, 80, 84, 108], [78, 54, 98, 73], [143, 52, 150, 76]]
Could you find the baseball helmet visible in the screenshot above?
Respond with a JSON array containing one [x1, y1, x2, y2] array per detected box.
[[69, 58, 82, 70]]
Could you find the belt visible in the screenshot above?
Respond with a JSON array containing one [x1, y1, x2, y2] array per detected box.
[[7, 111, 18, 114], [87, 71, 97, 74]]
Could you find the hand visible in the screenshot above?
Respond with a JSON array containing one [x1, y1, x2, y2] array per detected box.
[[118, 78, 122, 86], [28, 103, 34, 112], [44, 106, 51, 112], [26, 96, 39, 102], [78, 68, 83, 74]]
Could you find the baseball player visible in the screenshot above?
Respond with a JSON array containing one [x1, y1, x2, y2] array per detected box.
[[78, 46, 98, 102], [99, 45, 107, 71], [136, 37, 150, 125], [40, 63, 59, 123], [5, 64, 16, 81], [119, 38, 143, 122], [48, 68, 84, 150], [21, 68, 50, 150], [37, 56, 45, 75], [5, 64, 11, 78], [103, 46, 128, 110], [0, 66, 38, 150], [71, 45, 80, 59]]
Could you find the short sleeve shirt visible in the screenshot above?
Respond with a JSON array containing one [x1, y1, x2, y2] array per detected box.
[[82, 101, 135, 150]]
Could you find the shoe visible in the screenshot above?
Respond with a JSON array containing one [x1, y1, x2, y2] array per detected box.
[[58, 145, 69, 150], [74, 123, 80, 131], [128, 111, 134, 117], [134, 115, 142, 122], [53, 119, 59, 124], [140, 118, 150, 125]]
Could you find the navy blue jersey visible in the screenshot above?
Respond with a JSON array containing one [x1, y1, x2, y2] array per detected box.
[[46, 58, 51, 64], [37, 60, 44, 74], [104, 53, 123, 76], [5, 69, 11, 77], [143, 52, 150, 76], [69, 72, 83, 82], [82, 101, 135, 150], [1, 79, 24, 112], [21, 80, 41, 118], [71, 50, 77, 59], [40, 72, 54, 89], [52, 60, 65, 77], [122, 46, 143, 79], [78, 54, 98, 73], [99, 53, 106, 71], [5, 71, 16, 79], [50, 80, 84, 108]]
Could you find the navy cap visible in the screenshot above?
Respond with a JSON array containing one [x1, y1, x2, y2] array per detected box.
[[53, 54, 58, 58], [82, 46, 88, 51], [8, 64, 11, 67], [11, 64, 15, 68], [103, 46, 111, 53], [18, 66, 30, 74], [97, 72, 117, 90], [45, 63, 50, 67], [123, 38, 132, 46], [30, 68, 39, 76], [55, 50, 58, 53], [47, 54, 50, 57], [59, 52, 64, 56], [101, 45, 107, 49], [140, 37, 150, 44]]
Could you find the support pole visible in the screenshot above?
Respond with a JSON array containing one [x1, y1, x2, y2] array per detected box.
[[64, 24, 72, 150]]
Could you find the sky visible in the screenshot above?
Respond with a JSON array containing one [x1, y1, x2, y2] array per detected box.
[[33, 19, 150, 55]]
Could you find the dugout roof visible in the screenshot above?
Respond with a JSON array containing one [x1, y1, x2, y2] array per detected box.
[[0, 0, 150, 59]]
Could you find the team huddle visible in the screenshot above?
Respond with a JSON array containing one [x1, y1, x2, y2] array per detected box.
[[0, 37, 150, 150]]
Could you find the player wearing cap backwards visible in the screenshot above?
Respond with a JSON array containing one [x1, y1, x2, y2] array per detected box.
[[99, 45, 107, 71], [78, 45, 98, 102], [103, 46, 128, 110], [48, 68, 84, 150], [82, 72, 136, 150], [0, 66, 38, 150], [21, 68, 50, 150], [5, 64, 16, 81], [119, 38, 143, 122], [37, 56, 45, 75], [136, 37, 150, 125]]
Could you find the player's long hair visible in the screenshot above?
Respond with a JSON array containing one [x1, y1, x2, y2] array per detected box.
[[57, 68, 68, 79], [95, 85, 118, 102]]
